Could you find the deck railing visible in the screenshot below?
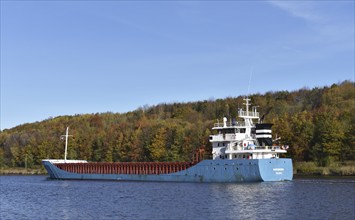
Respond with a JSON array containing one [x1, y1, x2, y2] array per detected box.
[[213, 122, 246, 128], [229, 145, 286, 151], [238, 110, 259, 118]]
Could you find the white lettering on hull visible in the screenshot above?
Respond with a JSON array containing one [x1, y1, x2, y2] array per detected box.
[[273, 168, 284, 175], [273, 168, 284, 171]]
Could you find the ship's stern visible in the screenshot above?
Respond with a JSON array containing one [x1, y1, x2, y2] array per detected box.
[[258, 158, 293, 181]]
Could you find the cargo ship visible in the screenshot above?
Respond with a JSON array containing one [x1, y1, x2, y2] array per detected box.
[[42, 98, 293, 182]]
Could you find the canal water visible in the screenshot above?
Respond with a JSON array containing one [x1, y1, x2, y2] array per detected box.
[[1, 175, 354, 219]]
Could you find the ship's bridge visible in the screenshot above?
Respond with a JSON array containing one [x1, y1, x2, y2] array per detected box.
[[210, 118, 249, 142]]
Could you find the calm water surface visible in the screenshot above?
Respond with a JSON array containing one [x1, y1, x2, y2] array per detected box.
[[1, 175, 354, 220]]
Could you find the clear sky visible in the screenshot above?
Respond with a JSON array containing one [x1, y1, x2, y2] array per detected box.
[[1, 1, 354, 130]]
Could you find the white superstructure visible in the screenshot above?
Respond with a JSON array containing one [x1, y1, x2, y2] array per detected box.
[[209, 98, 287, 160]]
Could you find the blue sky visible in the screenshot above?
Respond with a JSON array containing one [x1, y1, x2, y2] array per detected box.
[[1, 1, 354, 130]]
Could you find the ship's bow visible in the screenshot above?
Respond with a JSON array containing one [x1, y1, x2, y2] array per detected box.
[[42, 160, 59, 179]]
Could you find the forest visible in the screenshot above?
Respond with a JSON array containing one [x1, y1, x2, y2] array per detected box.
[[0, 81, 354, 170]]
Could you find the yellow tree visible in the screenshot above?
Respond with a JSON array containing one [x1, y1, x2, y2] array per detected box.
[[149, 127, 168, 161]]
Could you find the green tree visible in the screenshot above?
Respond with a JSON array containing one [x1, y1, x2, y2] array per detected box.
[[167, 124, 185, 161], [0, 148, 5, 168], [342, 114, 355, 161], [311, 110, 344, 166], [289, 111, 314, 161], [112, 131, 124, 161]]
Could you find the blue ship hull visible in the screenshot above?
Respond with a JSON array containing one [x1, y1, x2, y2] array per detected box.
[[42, 159, 293, 182]]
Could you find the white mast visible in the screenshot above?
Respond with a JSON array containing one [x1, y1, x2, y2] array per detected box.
[[61, 127, 72, 163], [244, 97, 250, 116], [243, 97, 253, 126]]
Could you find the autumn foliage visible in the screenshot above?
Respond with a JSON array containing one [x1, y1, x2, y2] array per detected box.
[[0, 81, 353, 168]]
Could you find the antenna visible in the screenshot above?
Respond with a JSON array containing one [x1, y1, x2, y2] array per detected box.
[[247, 67, 253, 96], [61, 127, 73, 163]]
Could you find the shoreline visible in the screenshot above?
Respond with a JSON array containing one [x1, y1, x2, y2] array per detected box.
[[293, 161, 355, 176], [0, 168, 46, 175], [293, 174, 355, 179]]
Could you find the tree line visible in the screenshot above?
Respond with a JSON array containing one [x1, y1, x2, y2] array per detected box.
[[0, 81, 353, 168]]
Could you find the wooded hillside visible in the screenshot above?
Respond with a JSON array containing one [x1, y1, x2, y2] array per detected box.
[[1, 81, 354, 168]]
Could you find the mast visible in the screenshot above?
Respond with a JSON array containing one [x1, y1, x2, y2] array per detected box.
[[244, 97, 250, 119], [241, 97, 256, 127], [61, 127, 72, 163]]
